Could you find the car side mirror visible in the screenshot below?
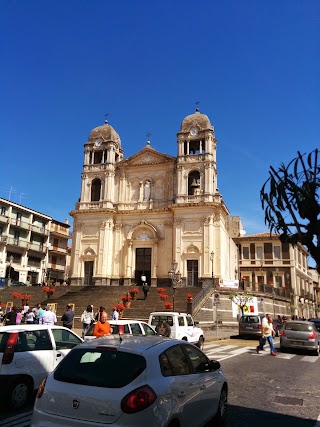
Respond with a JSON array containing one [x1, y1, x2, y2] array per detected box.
[[210, 360, 221, 370]]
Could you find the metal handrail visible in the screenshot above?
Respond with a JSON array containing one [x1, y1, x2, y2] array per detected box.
[[191, 280, 215, 316]]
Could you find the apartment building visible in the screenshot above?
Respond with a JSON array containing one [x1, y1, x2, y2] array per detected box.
[[235, 232, 318, 319], [0, 198, 69, 285]]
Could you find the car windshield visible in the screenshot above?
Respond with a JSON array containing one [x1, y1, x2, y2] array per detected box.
[[240, 316, 259, 323], [54, 348, 146, 388], [285, 323, 314, 332]]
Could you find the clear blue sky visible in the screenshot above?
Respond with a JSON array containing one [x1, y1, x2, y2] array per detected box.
[[1, 0, 319, 236]]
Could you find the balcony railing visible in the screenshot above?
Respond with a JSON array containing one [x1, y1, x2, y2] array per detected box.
[[28, 242, 46, 253], [30, 224, 49, 235], [7, 236, 28, 248], [9, 218, 30, 230]]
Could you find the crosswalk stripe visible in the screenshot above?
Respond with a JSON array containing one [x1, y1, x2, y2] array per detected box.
[[300, 355, 319, 362], [204, 344, 320, 362]]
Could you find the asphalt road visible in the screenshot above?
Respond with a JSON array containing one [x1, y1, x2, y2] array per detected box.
[[1, 337, 320, 426]]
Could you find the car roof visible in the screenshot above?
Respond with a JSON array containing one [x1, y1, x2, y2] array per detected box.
[[108, 319, 149, 325], [78, 334, 176, 353], [150, 312, 190, 316], [0, 325, 78, 333], [284, 320, 316, 325]]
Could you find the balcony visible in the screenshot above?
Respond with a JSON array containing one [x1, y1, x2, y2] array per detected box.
[[9, 218, 30, 230], [28, 242, 46, 253], [49, 245, 68, 255], [7, 236, 28, 248], [30, 223, 49, 236], [0, 235, 7, 245], [27, 260, 41, 268], [0, 214, 9, 224]]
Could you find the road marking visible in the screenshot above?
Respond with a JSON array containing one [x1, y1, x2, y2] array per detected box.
[[300, 355, 319, 362]]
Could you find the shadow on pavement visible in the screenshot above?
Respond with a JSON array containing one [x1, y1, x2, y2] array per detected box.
[[221, 404, 316, 427]]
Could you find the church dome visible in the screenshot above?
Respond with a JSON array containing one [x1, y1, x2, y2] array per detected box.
[[180, 109, 213, 132], [88, 121, 121, 146]]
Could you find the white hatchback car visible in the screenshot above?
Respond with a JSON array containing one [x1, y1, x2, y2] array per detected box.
[[31, 335, 228, 427], [0, 324, 83, 409]]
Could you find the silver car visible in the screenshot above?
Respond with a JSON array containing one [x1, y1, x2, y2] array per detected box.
[[280, 320, 320, 355], [31, 335, 228, 427]]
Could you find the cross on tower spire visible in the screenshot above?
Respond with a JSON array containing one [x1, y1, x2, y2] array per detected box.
[[104, 113, 109, 124]]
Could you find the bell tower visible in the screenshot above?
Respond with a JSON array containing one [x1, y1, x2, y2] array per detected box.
[[79, 119, 124, 210], [175, 108, 218, 204]]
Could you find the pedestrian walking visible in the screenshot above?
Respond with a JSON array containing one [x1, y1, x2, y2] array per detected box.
[[95, 306, 105, 322], [81, 304, 95, 338], [257, 314, 276, 356], [40, 306, 57, 325], [25, 308, 35, 324], [142, 282, 150, 300], [112, 307, 119, 321], [3, 305, 18, 325], [61, 304, 75, 329], [33, 303, 44, 324], [256, 314, 269, 353]]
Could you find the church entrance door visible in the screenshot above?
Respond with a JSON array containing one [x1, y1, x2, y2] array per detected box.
[[135, 248, 151, 285], [84, 261, 94, 286], [187, 260, 199, 287]]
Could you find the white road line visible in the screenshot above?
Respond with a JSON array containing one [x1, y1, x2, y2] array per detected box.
[[210, 345, 238, 351], [274, 353, 295, 359], [204, 343, 222, 350], [300, 355, 319, 362]]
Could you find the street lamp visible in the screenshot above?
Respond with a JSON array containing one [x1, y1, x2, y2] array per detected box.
[[210, 251, 214, 288], [168, 261, 182, 312], [8, 255, 14, 280], [272, 290, 276, 319]]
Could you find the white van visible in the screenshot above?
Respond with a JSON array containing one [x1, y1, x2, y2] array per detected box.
[[148, 311, 205, 349]]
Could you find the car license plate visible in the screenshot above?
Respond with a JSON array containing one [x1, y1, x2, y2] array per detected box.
[[246, 327, 253, 330], [291, 341, 301, 345]]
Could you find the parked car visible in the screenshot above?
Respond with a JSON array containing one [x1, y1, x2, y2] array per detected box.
[[308, 318, 320, 333], [84, 319, 157, 341], [272, 319, 283, 337], [9, 281, 29, 287], [31, 335, 228, 427], [148, 311, 205, 349], [280, 320, 320, 355], [238, 315, 263, 338], [0, 324, 83, 409]]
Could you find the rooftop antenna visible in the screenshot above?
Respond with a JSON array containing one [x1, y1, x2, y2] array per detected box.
[[19, 193, 28, 204], [6, 186, 17, 201], [195, 101, 200, 112]]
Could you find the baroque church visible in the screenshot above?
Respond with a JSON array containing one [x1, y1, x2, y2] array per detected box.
[[69, 109, 242, 287]]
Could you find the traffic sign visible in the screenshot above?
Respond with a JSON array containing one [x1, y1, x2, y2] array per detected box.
[[213, 292, 220, 303]]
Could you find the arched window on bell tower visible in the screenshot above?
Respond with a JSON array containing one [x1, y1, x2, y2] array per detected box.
[[91, 178, 101, 201], [188, 170, 201, 195]]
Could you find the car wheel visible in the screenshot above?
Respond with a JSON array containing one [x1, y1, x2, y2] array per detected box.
[[9, 379, 31, 409], [213, 384, 228, 426], [280, 346, 286, 353], [197, 336, 205, 351]]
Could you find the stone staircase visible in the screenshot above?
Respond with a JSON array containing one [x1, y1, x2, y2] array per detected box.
[[0, 285, 203, 329]]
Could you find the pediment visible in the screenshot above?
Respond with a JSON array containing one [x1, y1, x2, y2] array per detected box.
[[119, 147, 175, 167]]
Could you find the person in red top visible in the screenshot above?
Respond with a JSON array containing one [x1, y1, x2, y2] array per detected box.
[[93, 312, 112, 337]]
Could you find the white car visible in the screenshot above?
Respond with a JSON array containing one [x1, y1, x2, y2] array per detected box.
[[31, 335, 228, 427], [0, 324, 83, 409], [148, 311, 205, 349], [84, 319, 157, 341]]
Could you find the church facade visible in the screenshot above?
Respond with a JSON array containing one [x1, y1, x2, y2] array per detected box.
[[69, 109, 241, 287]]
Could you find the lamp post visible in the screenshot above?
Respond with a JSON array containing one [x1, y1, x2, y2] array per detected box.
[[272, 290, 276, 319], [168, 261, 182, 312], [8, 255, 14, 281], [210, 251, 214, 288]]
